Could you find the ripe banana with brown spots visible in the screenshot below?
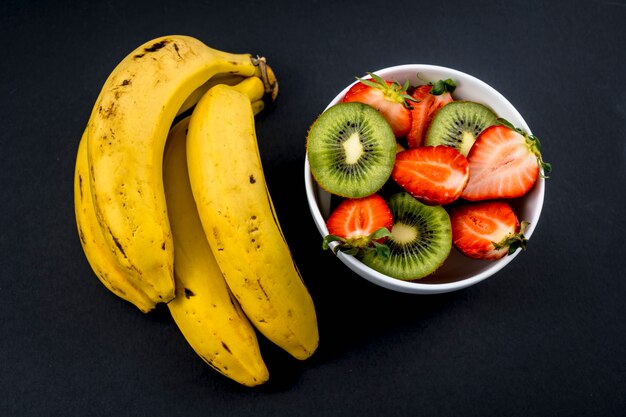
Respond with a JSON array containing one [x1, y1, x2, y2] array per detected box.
[[186, 84, 319, 360], [164, 115, 268, 387], [75, 74, 268, 313], [83, 35, 271, 304], [74, 130, 155, 312]]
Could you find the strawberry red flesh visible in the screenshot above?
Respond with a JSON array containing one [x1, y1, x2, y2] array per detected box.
[[461, 123, 547, 201], [406, 82, 454, 148], [391, 145, 469, 206], [450, 201, 527, 260], [325, 194, 393, 248], [342, 73, 413, 138]]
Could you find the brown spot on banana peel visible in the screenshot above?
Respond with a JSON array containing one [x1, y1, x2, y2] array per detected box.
[[78, 226, 87, 246], [110, 231, 127, 258], [98, 101, 117, 119], [184, 288, 195, 299], [172, 43, 181, 59], [133, 39, 170, 58], [256, 279, 270, 301], [78, 174, 83, 201], [145, 40, 169, 52], [221, 342, 232, 354], [101, 223, 143, 276], [212, 227, 224, 251]]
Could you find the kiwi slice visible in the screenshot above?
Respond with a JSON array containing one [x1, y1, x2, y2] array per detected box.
[[360, 192, 451, 281], [425, 101, 497, 156], [307, 102, 396, 198]]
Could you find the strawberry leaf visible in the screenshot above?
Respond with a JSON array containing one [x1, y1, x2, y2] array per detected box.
[[415, 74, 457, 95], [322, 227, 392, 259], [356, 73, 417, 107], [493, 221, 529, 256], [322, 234, 346, 250], [369, 227, 392, 241], [372, 241, 391, 260], [430, 78, 457, 95]]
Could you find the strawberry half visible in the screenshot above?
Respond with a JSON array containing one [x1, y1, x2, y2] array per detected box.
[[450, 201, 528, 260], [406, 79, 456, 148], [323, 194, 393, 258], [391, 145, 469, 206], [342, 73, 415, 138], [461, 120, 551, 201]]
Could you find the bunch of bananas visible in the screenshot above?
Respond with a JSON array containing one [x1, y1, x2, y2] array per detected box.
[[74, 35, 319, 386]]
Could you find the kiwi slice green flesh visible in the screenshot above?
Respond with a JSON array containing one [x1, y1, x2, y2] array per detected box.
[[307, 102, 396, 198], [360, 192, 451, 281], [425, 101, 497, 156]]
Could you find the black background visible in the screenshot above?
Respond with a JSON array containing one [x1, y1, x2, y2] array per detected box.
[[2, 0, 625, 416]]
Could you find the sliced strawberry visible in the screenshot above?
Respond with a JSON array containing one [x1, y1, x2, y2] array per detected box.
[[406, 79, 455, 148], [391, 145, 469, 206], [342, 73, 415, 138], [461, 121, 551, 201], [450, 201, 528, 260], [323, 194, 393, 257]]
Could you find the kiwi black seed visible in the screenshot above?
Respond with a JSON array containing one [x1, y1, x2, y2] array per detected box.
[[425, 101, 497, 156], [307, 102, 396, 198], [360, 192, 451, 281]]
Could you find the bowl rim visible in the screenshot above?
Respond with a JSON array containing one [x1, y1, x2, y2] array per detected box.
[[304, 64, 545, 294]]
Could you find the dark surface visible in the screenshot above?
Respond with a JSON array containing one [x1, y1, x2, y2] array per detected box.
[[2, 0, 625, 416]]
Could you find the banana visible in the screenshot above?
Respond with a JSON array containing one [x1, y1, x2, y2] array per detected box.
[[186, 84, 319, 360], [76, 71, 267, 310], [164, 117, 269, 387], [74, 131, 155, 312], [177, 63, 277, 116], [177, 73, 246, 117], [85, 35, 267, 303]]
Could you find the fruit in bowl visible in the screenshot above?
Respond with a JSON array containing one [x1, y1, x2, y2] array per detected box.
[[304, 65, 550, 294]]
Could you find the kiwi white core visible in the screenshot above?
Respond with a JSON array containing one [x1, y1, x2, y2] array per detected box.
[[460, 131, 476, 156], [343, 132, 364, 165], [391, 222, 417, 244]]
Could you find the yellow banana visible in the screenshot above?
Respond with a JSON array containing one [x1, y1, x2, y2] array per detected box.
[[223, 76, 267, 109], [75, 71, 267, 311], [177, 73, 246, 117], [186, 84, 319, 360], [178, 65, 277, 117], [164, 117, 269, 387], [85, 35, 267, 303], [74, 131, 155, 312]]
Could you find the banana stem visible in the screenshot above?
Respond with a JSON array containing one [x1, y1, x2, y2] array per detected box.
[[251, 56, 278, 102]]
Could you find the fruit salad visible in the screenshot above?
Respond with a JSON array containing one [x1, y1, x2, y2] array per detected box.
[[306, 72, 551, 282]]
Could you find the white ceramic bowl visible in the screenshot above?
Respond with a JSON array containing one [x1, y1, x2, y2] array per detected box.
[[304, 64, 545, 294]]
